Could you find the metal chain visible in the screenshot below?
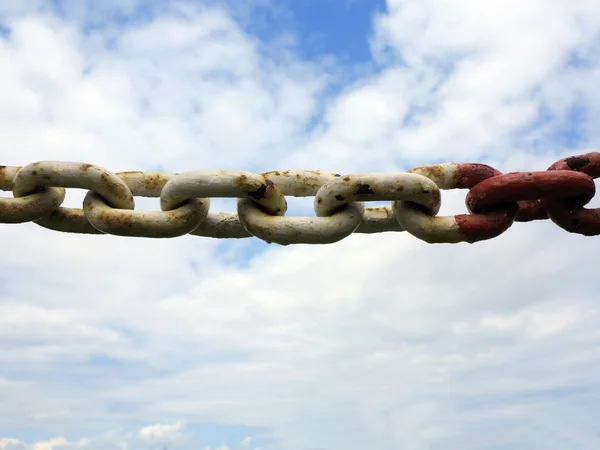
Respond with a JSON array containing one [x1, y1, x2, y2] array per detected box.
[[1, 152, 599, 245]]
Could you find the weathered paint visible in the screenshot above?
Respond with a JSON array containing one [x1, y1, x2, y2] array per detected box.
[[83, 171, 209, 238], [357, 206, 404, 234], [237, 198, 364, 245], [83, 192, 209, 238], [35, 207, 102, 234], [408, 162, 501, 189], [160, 171, 287, 216], [262, 170, 340, 196], [314, 172, 441, 217], [191, 212, 252, 239], [12, 162, 135, 210]]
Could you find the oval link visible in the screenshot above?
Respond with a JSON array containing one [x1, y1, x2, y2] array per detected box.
[[161, 171, 287, 215], [314, 172, 441, 216], [395, 163, 518, 243], [238, 198, 364, 245], [11, 162, 134, 234], [542, 152, 600, 236], [13, 162, 134, 208], [237, 170, 365, 245], [83, 172, 210, 238], [0, 165, 66, 223], [466, 171, 595, 214]]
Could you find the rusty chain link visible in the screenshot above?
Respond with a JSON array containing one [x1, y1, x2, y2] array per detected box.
[[1, 152, 599, 245]]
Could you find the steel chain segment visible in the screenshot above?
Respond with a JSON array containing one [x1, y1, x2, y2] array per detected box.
[[542, 152, 600, 236], [1, 151, 600, 243]]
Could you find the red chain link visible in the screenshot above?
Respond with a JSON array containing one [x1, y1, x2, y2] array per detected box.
[[542, 152, 600, 236], [445, 163, 520, 243]]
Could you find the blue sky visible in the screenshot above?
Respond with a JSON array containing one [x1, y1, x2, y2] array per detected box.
[[1, 0, 600, 450]]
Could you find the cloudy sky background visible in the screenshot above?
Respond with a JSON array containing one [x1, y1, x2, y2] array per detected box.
[[1, 0, 600, 449]]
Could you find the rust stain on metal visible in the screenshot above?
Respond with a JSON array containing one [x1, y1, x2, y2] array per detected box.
[[101, 176, 135, 206], [144, 173, 169, 190], [409, 164, 449, 182], [549, 152, 600, 178], [355, 183, 374, 196], [248, 183, 268, 200], [564, 156, 590, 170]]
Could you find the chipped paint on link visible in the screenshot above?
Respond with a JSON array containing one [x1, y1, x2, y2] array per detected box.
[[314, 173, 441, 217], [262, 170, 341, 197], [12, 162, 135, 210], [160, 171, 287, 216], [35, 208, 102, 234], [408, 162, 501, 189], [84, 192, 209, 238]]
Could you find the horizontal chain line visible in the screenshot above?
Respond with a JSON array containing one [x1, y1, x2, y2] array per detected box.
[[1, 152, 599, 245]]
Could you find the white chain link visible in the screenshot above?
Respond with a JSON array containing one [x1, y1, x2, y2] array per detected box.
[[0, 160, 462, 245]]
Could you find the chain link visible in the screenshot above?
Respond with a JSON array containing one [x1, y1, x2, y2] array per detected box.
[[542, 153, 600, 236], [1, 152, 599, 244]]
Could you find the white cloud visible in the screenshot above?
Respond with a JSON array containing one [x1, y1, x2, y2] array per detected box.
[[1, 1, 600, 450]]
